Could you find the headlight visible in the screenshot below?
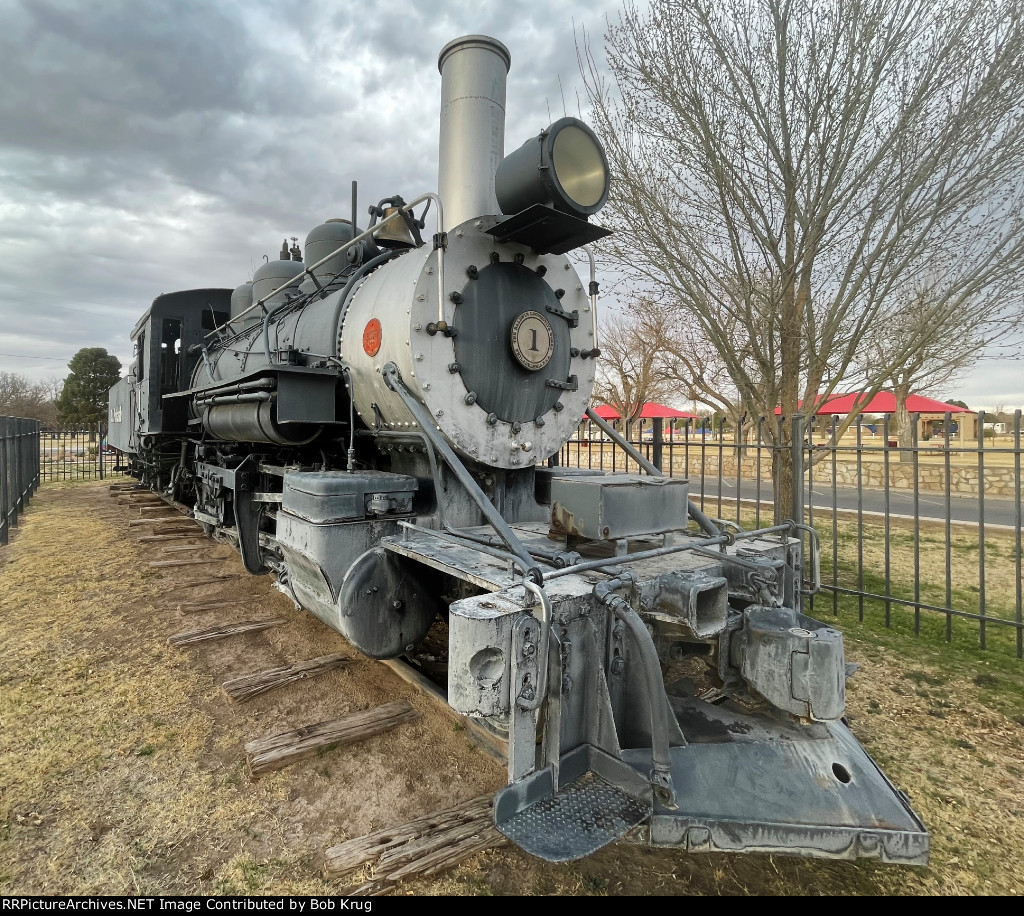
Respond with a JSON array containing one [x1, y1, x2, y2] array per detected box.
[[495, 117, 610, 218]]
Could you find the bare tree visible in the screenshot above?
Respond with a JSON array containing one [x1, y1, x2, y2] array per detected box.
[[0, 372, 59, 425], [593, 306, 675, 422], [860, 287, 988, 449], [582, 0, 1024, 520], [40, 376, 64, 410], [653, 273, 785, 438]]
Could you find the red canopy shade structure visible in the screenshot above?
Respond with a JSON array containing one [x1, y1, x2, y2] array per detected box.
[[637, 402, 698, 419], [590, 402, 698, 421], [774, 392, 974, 416]]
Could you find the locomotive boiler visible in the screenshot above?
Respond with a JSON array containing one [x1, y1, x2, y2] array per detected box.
[[107, 35, 928, 865]]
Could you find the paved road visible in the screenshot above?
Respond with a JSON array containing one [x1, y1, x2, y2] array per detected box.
[[687, 475, 1022, 529]]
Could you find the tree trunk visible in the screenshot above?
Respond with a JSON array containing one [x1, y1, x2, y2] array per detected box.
[[894, 382, 913, 460], [776, 133, 803, 524], [775, 272, 801, 522], [772, 433, 791, 524]]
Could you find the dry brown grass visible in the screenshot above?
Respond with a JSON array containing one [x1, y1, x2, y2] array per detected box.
[[1, 480, 1023, 895]]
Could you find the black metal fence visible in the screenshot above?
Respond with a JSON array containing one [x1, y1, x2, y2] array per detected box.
[[558, 410, 1024, 659], [38, 424, 126, 483], [1, 416, 41, 545], [1, 418, 129, 545]]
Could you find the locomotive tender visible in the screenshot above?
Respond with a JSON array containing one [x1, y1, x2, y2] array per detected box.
[[108, 35, 927, 865]]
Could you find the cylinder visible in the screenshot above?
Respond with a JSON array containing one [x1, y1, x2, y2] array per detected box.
[[437, 35, 511, 227], [201, 401, 321, 446]]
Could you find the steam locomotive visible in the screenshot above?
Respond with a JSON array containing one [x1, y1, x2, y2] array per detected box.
[[108, 35, 927, 865]]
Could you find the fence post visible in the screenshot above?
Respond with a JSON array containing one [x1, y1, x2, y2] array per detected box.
[[652, 417, 663, 471], [8, 418, 19, 529], [0, 417, 9, 546], [790, 413, 805, 526]]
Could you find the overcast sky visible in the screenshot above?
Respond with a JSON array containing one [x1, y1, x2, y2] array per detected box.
[[0, 0, 1020, 411]]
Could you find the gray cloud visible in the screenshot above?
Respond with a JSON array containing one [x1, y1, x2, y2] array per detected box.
[[1, 0, 1017, 407], [0, 0, 616, 383]]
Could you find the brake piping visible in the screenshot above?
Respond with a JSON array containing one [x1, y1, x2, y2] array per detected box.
[[593, 573, 679, 808]]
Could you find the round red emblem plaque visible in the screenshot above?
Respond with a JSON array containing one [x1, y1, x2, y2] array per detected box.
[[362, 318, 382, 356]]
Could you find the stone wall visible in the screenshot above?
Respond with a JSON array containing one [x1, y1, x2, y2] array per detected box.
[[563, 444, 1019, 497], [658, 449, 1019, 497]]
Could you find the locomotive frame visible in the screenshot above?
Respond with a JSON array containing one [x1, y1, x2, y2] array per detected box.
[[107, 34, 928, 866]]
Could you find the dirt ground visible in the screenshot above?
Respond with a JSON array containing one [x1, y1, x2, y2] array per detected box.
[[1, 480, 1022, 896]]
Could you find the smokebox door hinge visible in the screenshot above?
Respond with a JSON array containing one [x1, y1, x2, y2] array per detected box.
[[545, 375, 578, 392], [545, 303, 580, 327]]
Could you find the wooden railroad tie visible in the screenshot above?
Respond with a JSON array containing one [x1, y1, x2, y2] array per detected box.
[[174, 599, 244, 615], [222, 653, 349, 703], [160, 544, 214, 553], [323, 794, 505, 894], [129, 517, 184, 527], [244, 700, 417, 777], [161, 575, 244, 593], [167, 618, 288, 647], [150, 557, 229, 568], [136, 533, 203, 543], [151, 524, 202, 535]]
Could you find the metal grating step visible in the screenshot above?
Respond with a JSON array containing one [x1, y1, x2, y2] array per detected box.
[[495, 771, 649, 862]]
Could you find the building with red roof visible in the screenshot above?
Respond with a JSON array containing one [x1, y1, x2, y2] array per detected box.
[[591, 402, 698, 421], [774, 392, 977, 440]]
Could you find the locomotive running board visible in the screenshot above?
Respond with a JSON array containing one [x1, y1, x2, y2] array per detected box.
[[619, 709, 929, 865]]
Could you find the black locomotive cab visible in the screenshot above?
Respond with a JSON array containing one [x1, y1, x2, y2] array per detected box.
[[108, 288, 229, 461]]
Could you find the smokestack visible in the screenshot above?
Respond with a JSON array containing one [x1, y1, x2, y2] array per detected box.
[[437, 35, 511, 228]]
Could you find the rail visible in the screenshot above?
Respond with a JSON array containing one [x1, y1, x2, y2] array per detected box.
[[206, 192, 446, 340]]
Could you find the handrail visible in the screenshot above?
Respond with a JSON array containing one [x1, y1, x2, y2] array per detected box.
[[207, 192, 445, 340], [580, 244, 599, 352]]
